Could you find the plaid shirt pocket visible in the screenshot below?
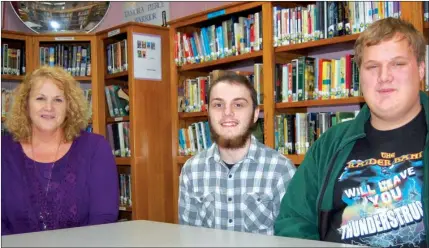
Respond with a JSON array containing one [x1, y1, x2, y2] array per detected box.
[[243, 192, 274, 233], [193, 192, 216, 228]]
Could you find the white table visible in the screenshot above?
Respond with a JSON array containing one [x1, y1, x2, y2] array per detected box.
[[2, 220, 358, 247]]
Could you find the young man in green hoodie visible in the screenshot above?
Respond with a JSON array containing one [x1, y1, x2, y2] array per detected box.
[[275, 17, 428, 248]]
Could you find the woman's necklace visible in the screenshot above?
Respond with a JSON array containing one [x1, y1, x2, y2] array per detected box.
[[31, 138, 62, 230]]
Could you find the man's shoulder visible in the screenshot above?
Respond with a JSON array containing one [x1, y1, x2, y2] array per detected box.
[[181, 149, 212, 172], [254, 142, 295, 170]]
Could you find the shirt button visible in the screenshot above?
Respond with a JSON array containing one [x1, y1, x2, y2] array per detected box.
[[229, 219, 233, 223], [228, 197, 232, 202], [228, 174, 232, 178]]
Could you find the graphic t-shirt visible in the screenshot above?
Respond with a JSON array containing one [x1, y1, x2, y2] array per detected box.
[[325, 109, 427, 247]]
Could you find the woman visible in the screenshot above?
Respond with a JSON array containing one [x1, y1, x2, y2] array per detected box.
[[1, 66, 119, 235]]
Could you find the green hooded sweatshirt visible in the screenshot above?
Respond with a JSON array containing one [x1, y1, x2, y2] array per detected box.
[[274, 91, 429, 243]]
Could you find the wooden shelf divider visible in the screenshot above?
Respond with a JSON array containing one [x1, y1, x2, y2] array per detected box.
[[1, 74, 25, 81], [107, 116, 130, 123], [275, 33, 361, 53], [115, 157, 131, 165], [105, 71, 129, 80], [276, 97, 365, 109], [178, 51, 263, 72]]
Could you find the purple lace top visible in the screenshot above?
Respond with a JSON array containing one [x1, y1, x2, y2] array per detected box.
[[1, 131, 119, 235]]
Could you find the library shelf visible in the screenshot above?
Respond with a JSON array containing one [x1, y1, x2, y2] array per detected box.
[[119, 206, 133, 212], [275, 97, 365, 109], [115, 157, 131, 165], [74, 76, 92, 81], [1, 75, 24, 81], [107, 116, 130, 123], [286, 154, 305, 165], [177, 156, 190, 164], [105, 71, 129, 80], [178, 111, 208, 119], [275, 33, 361, 53], [178, 51, 263, 72]]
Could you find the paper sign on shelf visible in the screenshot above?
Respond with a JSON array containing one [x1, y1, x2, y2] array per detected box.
[[132, 33, 162, 81]]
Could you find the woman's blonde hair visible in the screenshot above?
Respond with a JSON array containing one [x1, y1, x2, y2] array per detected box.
[[354, 17, 426, 67], [6, 66, 90, 142]]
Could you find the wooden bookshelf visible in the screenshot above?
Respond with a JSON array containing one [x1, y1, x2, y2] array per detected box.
[[275, 33, 360, 53], [74, 76, 92, 81], [287, 154, 305, 165], [178, 51, 263, 72], [105, 71, 129, 80], [177, 156, 190, 164], [276, 97, 365, 109], [1, 75, 24, 81], [169, 1, 426, 225], [425, 22, 429, 29], [119, 206, 133, 212], [96, 22, 173, 223], [115, 157, 131, 165], [107, 116, 130, 123]]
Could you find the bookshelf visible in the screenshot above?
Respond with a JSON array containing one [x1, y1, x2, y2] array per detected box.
[[169, 1, 426, 223], [95, 22, 173, 223], [1, 30, 33, 125]]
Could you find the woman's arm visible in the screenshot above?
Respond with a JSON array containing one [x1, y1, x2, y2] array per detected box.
[[88, 136, 120, 225]]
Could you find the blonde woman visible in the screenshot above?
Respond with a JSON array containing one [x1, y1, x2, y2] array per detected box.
[[2, 66, 119, 235]]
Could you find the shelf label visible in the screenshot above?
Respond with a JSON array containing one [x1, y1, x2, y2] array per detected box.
[[108, 29, 120, 37], [207, 9, 225, 19], [54, 37, 75, 41], [119, 206, 126, 211], [114, 117, 124, 122]]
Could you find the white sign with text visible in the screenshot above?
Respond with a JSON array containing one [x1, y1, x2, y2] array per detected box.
[[123, 2, 169, 26]]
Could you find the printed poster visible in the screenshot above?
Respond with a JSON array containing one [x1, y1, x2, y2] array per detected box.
[[133, 33, 161, 80]]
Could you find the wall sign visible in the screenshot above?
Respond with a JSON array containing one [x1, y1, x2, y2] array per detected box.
[[123, 2, 169, 26]]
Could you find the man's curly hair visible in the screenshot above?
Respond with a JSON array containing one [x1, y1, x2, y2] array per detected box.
[[5, 66, 90, 142]]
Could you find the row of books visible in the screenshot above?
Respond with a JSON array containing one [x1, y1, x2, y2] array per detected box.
[[178, 121, 212, 156], [273, 1, 401, 47], [178, 119, 265, 156], [178, 68, 263, 113], [106, 39, 128, 75], [83, 89, 93, 118], [1, 88, 13, 118], [39, 44, 91, 77], [275, 111, 359, 155], [119, 173, 132, 209], [106, 121, 131, 158], [105, 85, 129, 118], [174, 10, 262, 66], [274, 54, 360, 103], [2, 45, 25, 76]]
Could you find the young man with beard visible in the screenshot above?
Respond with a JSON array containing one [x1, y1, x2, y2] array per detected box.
[[275, 17, 428, 247], [178, 74, 296, 235]]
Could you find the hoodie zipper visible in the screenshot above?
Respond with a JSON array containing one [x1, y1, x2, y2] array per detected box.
[[316, 134, 365, 239], [316, 149, 340, 218]]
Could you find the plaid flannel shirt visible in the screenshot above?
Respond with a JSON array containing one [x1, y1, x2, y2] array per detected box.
[[178, 135, 296, 235]]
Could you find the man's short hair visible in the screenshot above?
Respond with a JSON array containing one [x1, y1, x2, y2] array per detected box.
[[354, 17, 426, 67], [207, 73, 258, 111]]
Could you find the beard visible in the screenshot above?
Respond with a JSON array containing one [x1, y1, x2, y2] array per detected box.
[[209, 112, 258, 149]]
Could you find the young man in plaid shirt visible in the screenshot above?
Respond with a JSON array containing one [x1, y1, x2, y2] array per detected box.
[[178, 73, 296, 235]]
